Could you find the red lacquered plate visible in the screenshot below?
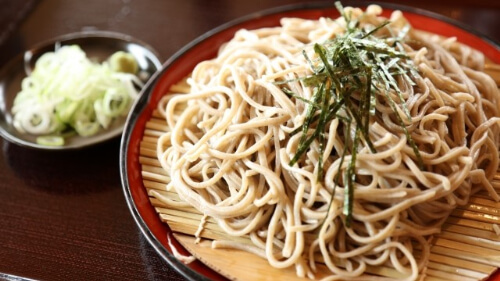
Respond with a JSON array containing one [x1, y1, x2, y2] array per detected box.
[[120, 2, 500, 280]]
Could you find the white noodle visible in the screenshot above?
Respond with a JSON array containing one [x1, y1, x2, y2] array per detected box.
[[154, 5, 500, 280]]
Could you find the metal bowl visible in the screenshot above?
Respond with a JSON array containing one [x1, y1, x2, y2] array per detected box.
[[0, 30, 162, 150]]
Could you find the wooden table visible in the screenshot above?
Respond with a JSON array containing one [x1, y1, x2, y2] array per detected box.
[[0, 0, 499, 280]]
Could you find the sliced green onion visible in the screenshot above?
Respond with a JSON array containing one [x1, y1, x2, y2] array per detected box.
[[36, 136, 64, 146], [11, 45, 144, 145]]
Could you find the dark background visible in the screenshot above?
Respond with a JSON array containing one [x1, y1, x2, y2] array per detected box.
[[0, 0, 499, 280]]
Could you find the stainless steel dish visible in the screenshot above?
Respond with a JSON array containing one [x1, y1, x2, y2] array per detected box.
[[0, 30, 162, 150]]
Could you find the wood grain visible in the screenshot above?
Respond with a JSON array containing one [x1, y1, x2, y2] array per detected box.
[[1, 1, 500, 281]]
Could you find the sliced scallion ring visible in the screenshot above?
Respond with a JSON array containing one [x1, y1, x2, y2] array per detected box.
[[11, 45, 144, 146], [36, 136, 65, 146]]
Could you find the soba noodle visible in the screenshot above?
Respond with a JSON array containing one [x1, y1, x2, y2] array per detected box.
[[153, 4, 500, 280]]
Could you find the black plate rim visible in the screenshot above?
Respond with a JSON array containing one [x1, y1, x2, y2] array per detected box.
[[119, 1, 500, 281]]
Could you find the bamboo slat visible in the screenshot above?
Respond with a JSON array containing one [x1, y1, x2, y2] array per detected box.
[[138, 115, 500, 281], [174, 233, 332, 281]]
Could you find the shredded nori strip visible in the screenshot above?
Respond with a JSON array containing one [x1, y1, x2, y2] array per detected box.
[[278, 1, 422, 227]]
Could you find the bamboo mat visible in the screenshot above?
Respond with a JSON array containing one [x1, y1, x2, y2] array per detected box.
[[139, 110, 500, 281]]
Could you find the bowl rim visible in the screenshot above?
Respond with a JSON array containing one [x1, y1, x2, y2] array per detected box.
[[0, 30, 162, 150], [119, 2, 500, 281]]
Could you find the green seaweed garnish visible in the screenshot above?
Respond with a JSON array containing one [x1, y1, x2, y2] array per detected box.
[[281, 2, 422, 227]]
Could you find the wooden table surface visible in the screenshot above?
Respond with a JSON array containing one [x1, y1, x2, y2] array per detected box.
[[0, 0, 499, 280]]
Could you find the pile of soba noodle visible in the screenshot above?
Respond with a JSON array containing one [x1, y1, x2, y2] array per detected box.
[[154, 4, 500, 281]]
